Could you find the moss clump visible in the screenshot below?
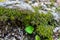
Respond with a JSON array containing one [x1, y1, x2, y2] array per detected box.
[[36, 25, 53, 40], [35, 12, 55, 40]]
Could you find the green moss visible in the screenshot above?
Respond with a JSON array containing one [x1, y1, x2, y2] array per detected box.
[[0, 7, 57, 40], [36, 25, 53, 40], [35, 12, 55, 40]]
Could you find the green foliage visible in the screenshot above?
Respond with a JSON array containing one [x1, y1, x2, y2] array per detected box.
[[0, 7, 57, 40], [35, 35, 41, 40], [50, 0, 55, 3], [35, 12, 55, 40], [36, 25, 53, 40]]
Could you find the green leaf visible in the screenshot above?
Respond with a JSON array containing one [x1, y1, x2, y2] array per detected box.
[[35, 35, 41, 40], [25, 25, 34, 34]]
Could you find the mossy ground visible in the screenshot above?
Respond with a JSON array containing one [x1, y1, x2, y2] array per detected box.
[[0, 7, 58, 40]]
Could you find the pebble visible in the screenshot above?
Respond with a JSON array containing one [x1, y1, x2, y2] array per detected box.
[[53, 27, 60, 32], [53, 27, 60, 40], [12, 33, 15, 35]]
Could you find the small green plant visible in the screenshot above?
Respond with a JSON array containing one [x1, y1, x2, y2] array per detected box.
[[35, 35, 41, 40], [25, 25, 34, 34]]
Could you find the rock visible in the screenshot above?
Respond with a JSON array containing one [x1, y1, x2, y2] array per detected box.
[[0, 2, 6, 6], [5, 1, 17, 5], [53, 27, 60, 33], [53, 26, 60, 40], [24, 37, 29, 40], [11, 37, 16, 40], [54, 38, 58, 40], [39, 10, 47, 14], [31, 2, 39, 7], [44, 8, 51, 11], [28, 1, 32, 4], [0, 1, 35, 12], [41, 4, 47, 9], [44, 2, 51, 4], [54, 3, 58, 7], [12, 33, 15, 35], [6, 2, 35, 12], [51, 12, 60, 22]]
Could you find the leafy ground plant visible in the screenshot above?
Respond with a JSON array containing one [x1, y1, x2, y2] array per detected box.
[[35, 35, 41, 40], [25, 25, 34, 34]]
